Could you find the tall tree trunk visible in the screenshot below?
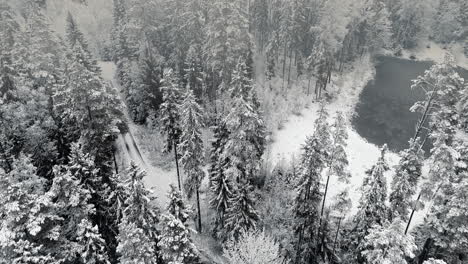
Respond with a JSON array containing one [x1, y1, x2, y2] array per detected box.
[[282, 42, 287, 90], [332, 216, 342, 255], [196, 187, 202, 232], [319, 173, 331, 228], [287, 49, 293, 87], [173, 141, 181, 190], [417, 238, 434, 264], [414, 86, 438, 141], [113, 149, 119, 174], [405, 192, 421, 234]]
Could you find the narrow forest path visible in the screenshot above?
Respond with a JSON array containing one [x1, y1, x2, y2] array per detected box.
[[99, 62, 177, 206], [99, 62, 226, 263]]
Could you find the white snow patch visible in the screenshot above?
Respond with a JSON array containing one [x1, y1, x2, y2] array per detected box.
[[97, 61, 116, 82], [267, 55, 400, 215], [401, 41, 468, 69]]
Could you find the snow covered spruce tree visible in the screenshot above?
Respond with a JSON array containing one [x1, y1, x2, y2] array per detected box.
[[47, 151, 111, 263], [293, 106, 331, 264], [350, 145, 390, 263], [407, 54, 468, 262], [158, 184, 199, 264], [203, 0, 251, 91], [361, 219, 417, 264], [415, 132, 467, 263], [223, 230, 289, 264], [57, 15, 123, 175], [329, 189, 352, 257], [208, 121, 232, 237], [113, 162, 162, 263], [224, 179, 260, 241], [389, 139, 424, 223], [112, 0, 136, 91], [223, 59, 266, 183], [0, 146, 111, 263], [160, 68, 183, 189], [166, 184, 192, 224], [117, 218, 157, 264], [179, 88, 205, 232], [221, 59, 265, 240], [0, 155, 57, 263], [184, 45, 204, 99], [319, 112, 351, 230], [0, 1, 67, 179]]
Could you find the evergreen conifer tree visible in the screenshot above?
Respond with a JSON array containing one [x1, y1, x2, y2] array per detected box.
[[179, 88, 205, 231], [224, 180, 259, 241], [293, 107, 330, 264], [351, 145, 390, 262], [158, 184, 199, 264], [160, 68, 183, 189], [389, 139, 424, 221], [208, 121, 232, 237]]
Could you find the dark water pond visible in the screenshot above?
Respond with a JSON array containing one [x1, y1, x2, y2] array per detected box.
[[353, 56, 468, 153]]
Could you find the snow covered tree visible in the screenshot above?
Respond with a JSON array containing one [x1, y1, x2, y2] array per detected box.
[[224, 180, 259, 241], [223, 230, 289, 264], [329, 189, 352, 256], [389, 139, 424, 221], [47, 154, 110, 263], [355, 0, 392, 55], [415, 133, 468, 263], [117, 217, 157, 264], [203, 0, 251, 90], [388, 0, 433, 49], [223, 59, 266, 183], [112, 162, 161, 262], [208, 121, 233, 237], [351, 145, 390, 262], [66, 12, 100, 73], [166, 184, 192, 224], [251, 0, 269, 51], [158, 186, 199, 264], [361, 219, 417, 264], [431, 0, 464, 43], [411, 53, 465, 142], [77, 219, 111, 264], [158, 213, 199, 264], [159, 68, 183, 189], [320, 112, 350, 225], [293, 107, 330, 264], [179, 88, 205, 231], [184, 45, 204, 99], [0, 155, 57, 263]]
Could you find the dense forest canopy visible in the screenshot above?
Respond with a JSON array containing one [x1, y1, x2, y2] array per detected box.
[[0, 0, 468, 263]]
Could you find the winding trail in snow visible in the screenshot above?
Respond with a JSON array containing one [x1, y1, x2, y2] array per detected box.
[[99, 62, 177, 206]]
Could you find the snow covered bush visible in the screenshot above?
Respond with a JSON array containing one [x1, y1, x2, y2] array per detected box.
[[223, 230, 289, 264], [361, 219, 417, 264]]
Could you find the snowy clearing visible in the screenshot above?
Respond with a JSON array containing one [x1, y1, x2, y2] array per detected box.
[[267, 55, 400, 215]]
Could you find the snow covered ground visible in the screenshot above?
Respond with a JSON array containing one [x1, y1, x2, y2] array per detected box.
[[99, 61, 178, 206], [400, 41, 468, 69], [267, 55, 400, 216]]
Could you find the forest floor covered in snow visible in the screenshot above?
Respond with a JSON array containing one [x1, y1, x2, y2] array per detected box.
[[98, 39, 467, 257], [265, 55, 400, 216], [99, 61, 227, 264]]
